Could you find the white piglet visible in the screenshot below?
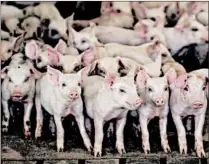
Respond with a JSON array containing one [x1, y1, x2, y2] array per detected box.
[[136, 68, 177, 154], [1, 61, 41, 137], [35, 66, 92, 152], [83, 72, 143, 157], [170, 70, 208, 157]]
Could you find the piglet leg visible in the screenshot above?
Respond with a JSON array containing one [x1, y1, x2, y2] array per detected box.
[[116, 117, 127, 155], [75, 114, 92, 152], [172, 114, 187, 155], [159, 116, 171, 153], [35, 95, 43, 139], [24, 102, 33, 138], [93, 115, 104, 157], [195, 114, 206, 157], [54, 115, 64, 152], [139, 114, 150, 154], [2, 100, 10, 133]]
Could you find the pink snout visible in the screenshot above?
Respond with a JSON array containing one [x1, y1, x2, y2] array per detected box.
[[155, 97, 165, 107], [192, 101, 204, 109], [136, 99, 144, 106], [12, 90, 23, 101], [69, 90, 79, 99]]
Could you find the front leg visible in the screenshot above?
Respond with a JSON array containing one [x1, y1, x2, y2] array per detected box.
[[35, 95, 43, 139], [2, 99, 10, 133], [24, 101, 33, 138], [74, 114, 92, 152], [54, 115, 64, 152], [172, 113, 187, 154], [195, 114, 206, 157], [94, 115, 104, 157], [116, 117, 127, 155], [159, 116, 171, 153], [139, 114, 150, 154]]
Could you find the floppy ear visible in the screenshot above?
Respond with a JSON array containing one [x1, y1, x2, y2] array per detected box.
[[27, 61, 42, 79], [104, 74, 119, 88], [131, 2, 147, 19], [1, 66, 9, 79], [165, 68, 177, 84], [174, 74, 188, 88], [81, 48, 95, 66], [175, 13, 190, 30], [25, 40, 40, 60], [13, 33, 25, 52], [55, 39, 67, 54], [47, 47, 62, 66], [138, 23, 148, 38], [88, 60, 99, 76], [136, 69, 150, 89], [47, 65, 62, 86]]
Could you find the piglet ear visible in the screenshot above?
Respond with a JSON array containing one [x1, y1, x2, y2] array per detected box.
[[47, 65, 61, 86], [81, 48, 95, 66], [105, 73, 118, 88], [138, 23, 148, 38], [174, 74, 188, 88], [55, 39, 67, 54], [131, 2, 147, 19], [13, 33, 25, 52], [25, 40, 40, 60], [165, 68, 177, 84], [1, 66, 9, 79], [47, 47, 62, 66], [135, 69, 149, 90]]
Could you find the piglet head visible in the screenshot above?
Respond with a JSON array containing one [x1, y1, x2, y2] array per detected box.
[[47, 65, 82, 99]]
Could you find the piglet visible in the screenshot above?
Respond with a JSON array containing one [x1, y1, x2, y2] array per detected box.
[[136, 68, 177, 154], [170, 70, 208, 157], [83, 71, 143, 157], [1, 60, 41, 137], [35, 66, 92, 152]]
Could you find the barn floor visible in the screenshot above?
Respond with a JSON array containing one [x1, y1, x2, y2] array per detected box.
[[2, 134, 209, 164]]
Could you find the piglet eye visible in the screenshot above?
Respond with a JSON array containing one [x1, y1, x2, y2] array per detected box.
[[150, 36, 154, 40], [191, 28, 198, 32], [78, 82, 81, 86], [62, 83, 66, 87], [150, 17, 156, 21], [162, 53, 167, 57], [203, 85, 207, 90], [24, 77, 30, 82], [7, 49, 12, 53], [116, 9, 121, 13], [120, 89, 126, 93], [164, 86, 168, 91], [148, 87, 153, 92], [81, 40, 86, 44], [9, 78, 12, 82]]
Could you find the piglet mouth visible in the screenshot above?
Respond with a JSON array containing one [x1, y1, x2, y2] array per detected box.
[[12, 95, 23, 101]]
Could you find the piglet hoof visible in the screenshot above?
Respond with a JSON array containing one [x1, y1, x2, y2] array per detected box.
[[87, 145, 93, 153], [94, 151, 102, 157], [2, 125, 9, 134], [117, 148, 126, 155], [57, 147, 64, 152], [179, 143, 187, 155], [163, 144, 171, 153], [25, 133, 31, 139], [195, 142, 205, 158], [142, 143, 150, 154]]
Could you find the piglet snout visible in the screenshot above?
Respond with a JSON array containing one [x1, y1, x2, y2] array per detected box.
[[69, 90, 79, 99], [136, 99, 144, 107], [192, 101, 203, 109], [155, 97, 165, 107]]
